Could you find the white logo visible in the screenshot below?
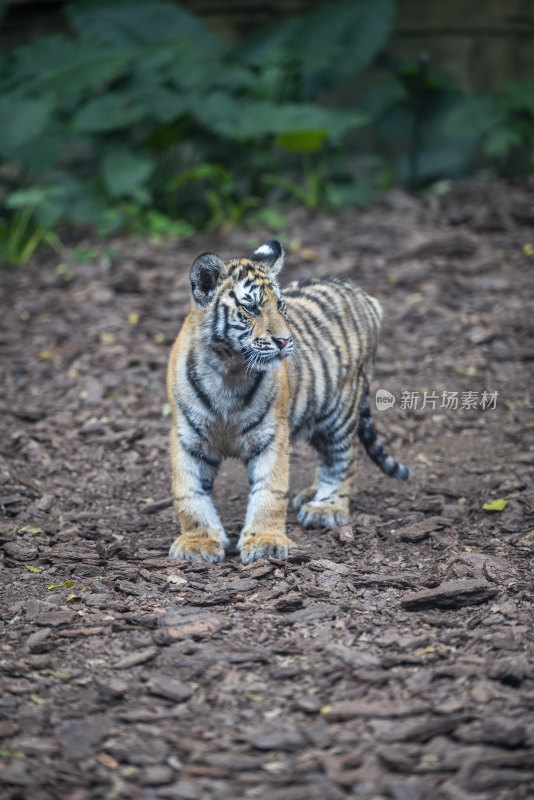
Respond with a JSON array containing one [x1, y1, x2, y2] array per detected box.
[[375, 389, 396, 411]]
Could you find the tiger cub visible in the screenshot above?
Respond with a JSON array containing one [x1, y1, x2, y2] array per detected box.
[[167, 240, 409, 564]]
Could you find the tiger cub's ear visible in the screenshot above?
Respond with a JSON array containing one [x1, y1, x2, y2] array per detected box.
[[189, 253, 227, 307], [252, 239, 284, 278]]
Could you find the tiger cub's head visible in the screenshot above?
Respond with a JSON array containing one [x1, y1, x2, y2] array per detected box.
[[189, 240, 293, 371]]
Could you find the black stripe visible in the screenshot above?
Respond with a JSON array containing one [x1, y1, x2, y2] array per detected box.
[[178, 398, 209, 441], [324, 375, 363, 440], [211, 297, 222, 342], [242, 391, 276, 434], [287, 288, 349, 346], [287, 318, 317, 432], [186, 351, 215, 412], [221, 303, 229, 340], [250, 485, 287, 497], [289, 310, 331, 415], [315, 384, 346, 425], [328, 413, 360, 446], [180, 438, 220, 468], [244, 432, 275, 465], [201, 476, 214, 492], [341, 288, 365, 340], [242, 370, 264, 407]]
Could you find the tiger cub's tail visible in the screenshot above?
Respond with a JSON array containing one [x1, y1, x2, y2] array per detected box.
[[357, 392, 411, 482]]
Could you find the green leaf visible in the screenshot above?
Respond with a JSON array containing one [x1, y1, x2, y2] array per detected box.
[[18, 523, 45, 533], [276, 131, 327, 153], [101, 149, 154, 199], [295, 0, 397, 83], [203, 97, 366, 141], [67, 0, 218, 53], [10, 36, 135, 97], [236, 0, 396, 89], [500, 79, 534, 112], [30, 694, 41, 704], [47, 580, 74, 589], [49, 670, 73, 680], [444, 95, 501, 140], [358, 77, 408, 118], [73, 94, 147, 133], [482, 127, 521, 158], [483, 499, 508, 512], [0, 95, 53, 150], [25, 565, 43, 573]]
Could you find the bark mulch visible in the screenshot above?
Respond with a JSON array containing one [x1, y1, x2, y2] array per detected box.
[[1, 180, 533, 799]]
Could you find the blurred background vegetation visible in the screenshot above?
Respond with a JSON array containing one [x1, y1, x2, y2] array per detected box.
[[0, 0, 533, 264]]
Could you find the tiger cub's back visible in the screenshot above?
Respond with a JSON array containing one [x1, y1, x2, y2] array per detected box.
[[283, 276, 382, 439]]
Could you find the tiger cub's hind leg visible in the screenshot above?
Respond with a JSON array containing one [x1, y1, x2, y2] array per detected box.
[[292, 472, 318, 511], [296, 437, 356, 529]]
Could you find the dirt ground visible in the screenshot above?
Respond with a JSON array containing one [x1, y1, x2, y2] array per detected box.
[[1, 180, 534, 800]]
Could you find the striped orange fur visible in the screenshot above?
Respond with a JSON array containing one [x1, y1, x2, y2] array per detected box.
[[167, 240, 409, 563]]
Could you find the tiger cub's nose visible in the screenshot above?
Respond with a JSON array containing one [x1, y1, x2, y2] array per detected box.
[[273, 336, 292, 350]]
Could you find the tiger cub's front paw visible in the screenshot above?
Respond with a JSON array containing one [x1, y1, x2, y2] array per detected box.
[[297, 501, 349, 530], [238, 530, 294, 564], [169, 532, 226, 563]]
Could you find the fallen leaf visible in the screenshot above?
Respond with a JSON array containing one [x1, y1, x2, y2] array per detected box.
[[262, 761, 287, 774], [166, 574, 187, 585], [128, 311, 139, 324], [19, 525, 44, 534], [483, 499, 508, 511], [49, 670, 73, 680], [25, 565, 42, 573], [97, 753, 119, 769], [47, 581, 74, 590]]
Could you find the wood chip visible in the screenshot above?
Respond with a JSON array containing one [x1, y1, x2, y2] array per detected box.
[[401, 579, 498, 610], [323, 701, 429, 721], [155, 611, 227, 643], [139, 497, 173, 515], [146, 673, 192, 702], [112, 646, 158, 669], [398, 516, 446, 542]]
